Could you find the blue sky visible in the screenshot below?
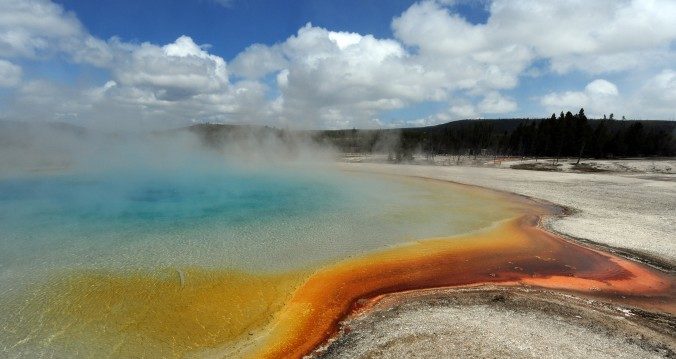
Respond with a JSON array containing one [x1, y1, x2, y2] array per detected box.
[[0, 0, 674, 129], [57, 0, 424, 56]]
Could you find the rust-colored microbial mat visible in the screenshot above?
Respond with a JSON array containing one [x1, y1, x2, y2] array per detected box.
[[2, 187, 673, 359], [237, 215, 673, 359]]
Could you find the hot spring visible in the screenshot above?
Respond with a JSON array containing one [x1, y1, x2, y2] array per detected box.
[[0, 165, 519, 274], [0, 160, 524, 357], [2, 135, 672, 359], [1, 154, 672, 359]]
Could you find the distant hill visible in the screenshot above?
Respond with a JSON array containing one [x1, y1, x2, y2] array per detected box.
[[175, 117, 675, 159], [3, 115, 675, 159], [313, 116, 676, 159]]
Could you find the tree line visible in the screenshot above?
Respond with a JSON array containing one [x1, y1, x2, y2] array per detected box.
[[315, 109, 675, 160]]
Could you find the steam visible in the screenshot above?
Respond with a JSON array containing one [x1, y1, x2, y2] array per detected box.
[[0, 120, 339, 178]]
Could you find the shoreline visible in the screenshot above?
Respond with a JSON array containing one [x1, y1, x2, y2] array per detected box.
[[2, 165, 673, 358], [239, 201, 673, 358], [303, 162, 676, 359], [341, 163, 675, 272], [314, 285, 675, 359], [338, 162, 676, 267]]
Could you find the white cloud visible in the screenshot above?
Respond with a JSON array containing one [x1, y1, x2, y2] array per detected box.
[[478, 92, 517, 113], [392, 0, 675, 122], [230, 44, 287, 79], [541, 91, 592, 113], [0, 0, 81, 58], [540, 75, 676, 120], [633, 70, 676, 119], [0, 59, 21, 87], [549, 50, 675, 75], [6, 80, 88, 122], [6, 75, 270, 130], [585, 79, 619, 97], [417, 100, 479, 126], [2, 30, 271, 128], [393, 0, 676, 81], [0, 0, 112, 66], [111, 36, 228, 101], [541, 79, 620, 117], [449, 102, 478, 119], [1, 0, 675, 128], [392, 1, 533, 93], [486, 0, 676, 73], [231, 24, 445, 128]]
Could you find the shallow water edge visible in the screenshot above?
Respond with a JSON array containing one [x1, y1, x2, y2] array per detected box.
[[1, 171, 673, 359]]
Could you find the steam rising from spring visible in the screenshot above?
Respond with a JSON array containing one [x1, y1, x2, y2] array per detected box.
[[0, 120, 341, 177]]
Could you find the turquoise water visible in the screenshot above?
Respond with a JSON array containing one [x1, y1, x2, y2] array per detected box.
[[0, 162, 522, 358], [0, 164, 516, 290]]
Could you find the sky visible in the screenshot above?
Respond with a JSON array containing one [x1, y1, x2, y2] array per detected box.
[[0, 0, 674, 130]]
